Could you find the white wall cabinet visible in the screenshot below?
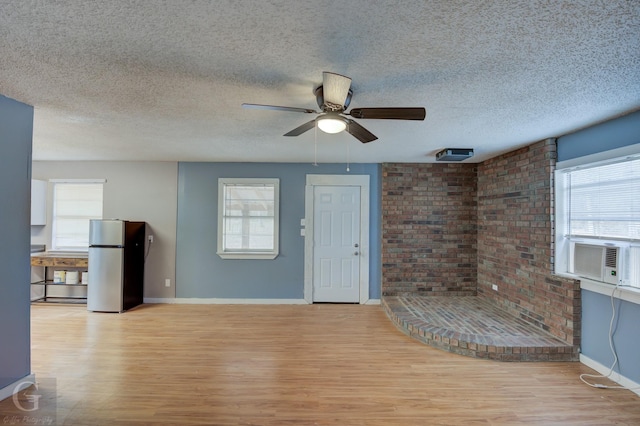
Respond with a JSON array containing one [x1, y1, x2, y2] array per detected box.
[[31, 179, 47, 225]]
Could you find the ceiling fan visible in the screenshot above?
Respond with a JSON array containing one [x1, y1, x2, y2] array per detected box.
[[242, 72, 426, 143]]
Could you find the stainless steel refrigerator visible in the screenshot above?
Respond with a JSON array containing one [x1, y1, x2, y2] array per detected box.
[[87, 219, 146, 312]]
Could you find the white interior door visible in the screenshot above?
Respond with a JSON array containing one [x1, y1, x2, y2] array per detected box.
[[312, 185, 361, 302]]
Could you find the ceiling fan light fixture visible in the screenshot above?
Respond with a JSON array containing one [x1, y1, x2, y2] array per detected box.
[[317, 115, 347, 134]]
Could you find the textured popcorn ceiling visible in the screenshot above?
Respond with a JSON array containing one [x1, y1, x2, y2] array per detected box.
[[1, 1, 639, 163]]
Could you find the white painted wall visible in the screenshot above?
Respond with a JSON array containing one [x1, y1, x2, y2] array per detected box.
[[31, 161, 178, 298]]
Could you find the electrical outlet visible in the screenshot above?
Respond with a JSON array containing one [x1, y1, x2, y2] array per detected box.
[[492, 284, 498, 291], [148, 235, 154, 243], [165, 279, 171, 287]]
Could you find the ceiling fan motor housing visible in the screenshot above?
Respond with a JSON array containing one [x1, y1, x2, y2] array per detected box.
[[314, 85, 353, 111]]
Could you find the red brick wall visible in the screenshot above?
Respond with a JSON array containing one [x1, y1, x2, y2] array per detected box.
[[381, 163, 477, 296], [477, 140, 580, 345], [380, 140, 580, 346]]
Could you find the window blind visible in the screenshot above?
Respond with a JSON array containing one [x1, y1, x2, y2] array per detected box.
[[566, 158, 640, 241], [52, 183, 103, 250]]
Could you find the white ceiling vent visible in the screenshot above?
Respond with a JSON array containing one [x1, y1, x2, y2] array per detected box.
[[435, 148, 474, 162]]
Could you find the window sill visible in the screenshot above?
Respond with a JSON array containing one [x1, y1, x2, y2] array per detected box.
[[557, 272, 640, 305], [217, 252, 278, 260]]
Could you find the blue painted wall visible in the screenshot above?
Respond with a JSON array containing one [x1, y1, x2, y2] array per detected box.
[[581, 290, 640, 384], [0, 95, 33, 390], [557, 110, 640, 161], [557, 111, 640, 385], [176, 162, 381, 299]]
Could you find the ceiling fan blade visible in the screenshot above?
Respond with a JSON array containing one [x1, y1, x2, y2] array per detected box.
[[346, 119, 378, 143], [242, 103, 318, 114], [283, 119, 316, 137], [322, 72, 352, 108], [348, 107, 426, 120]]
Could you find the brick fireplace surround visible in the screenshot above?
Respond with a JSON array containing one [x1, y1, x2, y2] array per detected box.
[[381, 139, 581, 361]]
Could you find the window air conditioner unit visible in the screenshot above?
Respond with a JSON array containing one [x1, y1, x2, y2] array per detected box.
[[572, 243, 620, 284]]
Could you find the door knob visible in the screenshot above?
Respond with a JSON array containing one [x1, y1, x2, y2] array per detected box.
[[354, 251, 359, 256], [354, 243, 359, 248]]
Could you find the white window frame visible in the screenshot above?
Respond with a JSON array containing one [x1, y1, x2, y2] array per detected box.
[[50, 179, 105, 252], [217, 178, 279, 260], [555, 145, 640, 304]]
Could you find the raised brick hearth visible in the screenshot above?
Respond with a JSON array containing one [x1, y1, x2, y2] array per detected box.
[[382, 295, 578, 361]]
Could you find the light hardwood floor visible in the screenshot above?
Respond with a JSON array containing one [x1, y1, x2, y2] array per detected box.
[[1, 303, 639, 425]]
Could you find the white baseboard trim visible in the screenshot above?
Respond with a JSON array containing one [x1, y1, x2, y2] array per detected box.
[[0, 374, 36, 402], [144, 297, 381, 305], [144, 298, 309, 305], [580, 354, 640, 397]]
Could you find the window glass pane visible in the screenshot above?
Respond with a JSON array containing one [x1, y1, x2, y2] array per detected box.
[[224, 186, 275, 217], [630, 247, 640, 287], [220, 181, 277, 254]]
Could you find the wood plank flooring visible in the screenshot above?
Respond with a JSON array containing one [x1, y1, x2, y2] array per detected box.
[[1, 303, 638, 425]]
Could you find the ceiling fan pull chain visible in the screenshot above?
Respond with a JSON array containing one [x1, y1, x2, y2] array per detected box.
[[313, 122, 318, 167], [346, 137, 350, 172]]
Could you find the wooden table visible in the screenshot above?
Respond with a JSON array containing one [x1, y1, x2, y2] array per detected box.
[[31, 253, 89, 303], [31, 252, 88, 268]]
